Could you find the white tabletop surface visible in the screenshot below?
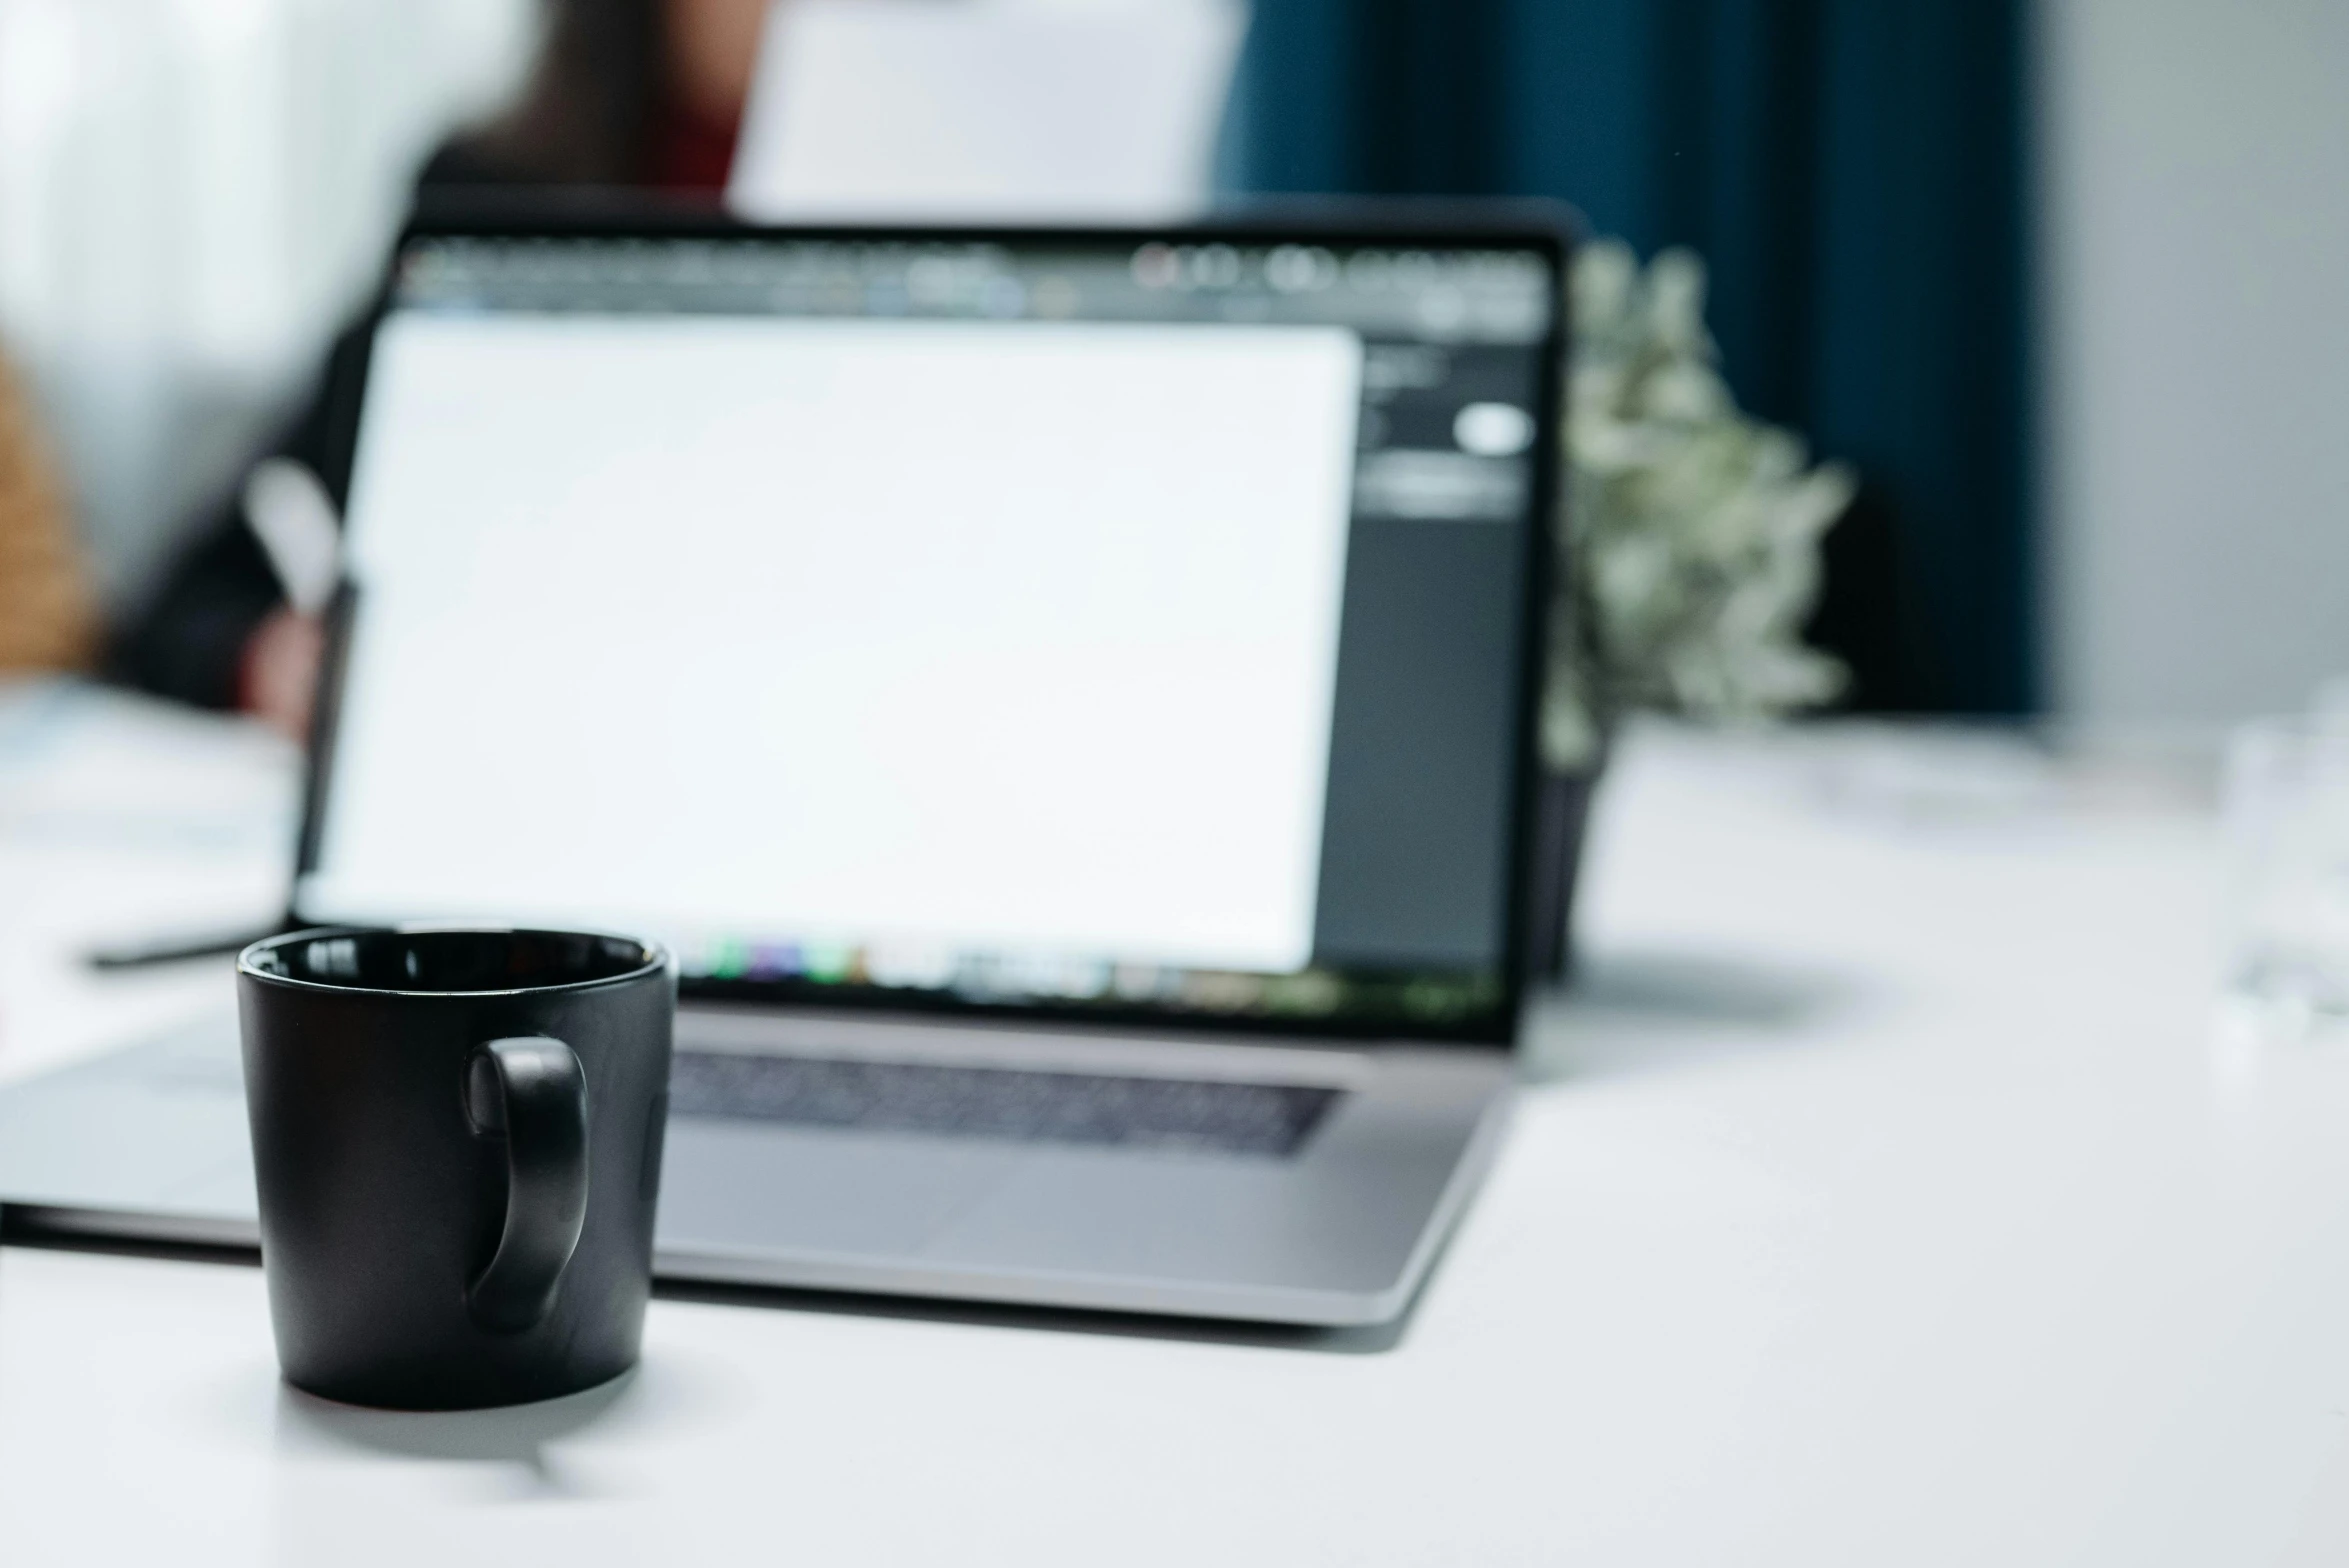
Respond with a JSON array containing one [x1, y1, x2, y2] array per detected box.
[[5, 681, 2346, 1566]]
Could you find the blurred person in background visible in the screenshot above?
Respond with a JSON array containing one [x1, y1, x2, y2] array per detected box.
[[110, 0, 773, 737], [0, 349, 95, 675]]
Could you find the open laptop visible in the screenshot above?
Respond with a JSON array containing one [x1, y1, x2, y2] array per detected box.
[[0, 206, 1567, 1325]]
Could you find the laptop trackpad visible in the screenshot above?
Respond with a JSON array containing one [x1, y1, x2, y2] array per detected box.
[[656, 1117, 1020, 1257], [0, 1016, 249, 1217]]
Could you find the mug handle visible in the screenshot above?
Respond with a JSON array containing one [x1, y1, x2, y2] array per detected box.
[[464, 1036, 590, 1334]]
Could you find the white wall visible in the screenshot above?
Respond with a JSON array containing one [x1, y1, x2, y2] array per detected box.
[[2041, 0, 2349, 729], [0, 0, 534, 605]]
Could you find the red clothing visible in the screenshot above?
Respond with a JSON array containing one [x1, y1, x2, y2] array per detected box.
[[649, 100, 740, 193]]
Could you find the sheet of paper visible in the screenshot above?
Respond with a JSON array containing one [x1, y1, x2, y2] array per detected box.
[[728, 0, 1246, 222]]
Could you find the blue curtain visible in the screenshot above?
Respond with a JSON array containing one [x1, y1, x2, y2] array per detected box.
[[1226, 0, 2033, 715]]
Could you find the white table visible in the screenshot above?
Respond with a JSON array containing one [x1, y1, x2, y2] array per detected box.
[[6, 684, 2347, 1566]]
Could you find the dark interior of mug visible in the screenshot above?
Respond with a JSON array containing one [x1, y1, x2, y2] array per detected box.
[[248, 929, 657, 993]]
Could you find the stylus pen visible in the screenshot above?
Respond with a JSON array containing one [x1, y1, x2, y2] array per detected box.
[[242, 458, 340, 616], [85, 924, 288, 971]]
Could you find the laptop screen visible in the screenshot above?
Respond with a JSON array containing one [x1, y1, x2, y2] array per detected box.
[[297, 220, 1561, 1039]]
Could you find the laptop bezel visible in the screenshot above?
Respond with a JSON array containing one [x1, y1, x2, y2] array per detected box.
[[291, 198, 1573, 1049]]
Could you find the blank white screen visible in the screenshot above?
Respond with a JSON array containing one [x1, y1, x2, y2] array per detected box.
[[302, 313, 1362, 974]]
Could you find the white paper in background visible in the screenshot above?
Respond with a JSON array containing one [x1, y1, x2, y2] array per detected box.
[[306, 313, 1361, 974], [727, 0, 1247, 222]]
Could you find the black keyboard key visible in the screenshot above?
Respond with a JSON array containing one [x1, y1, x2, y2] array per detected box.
[[668, 1050, 1340, 1158]]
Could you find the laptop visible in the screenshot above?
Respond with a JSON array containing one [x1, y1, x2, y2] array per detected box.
[[0, 205, 1568, 1325]]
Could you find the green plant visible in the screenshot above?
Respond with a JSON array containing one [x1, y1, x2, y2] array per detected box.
[[1545, 240, 1855, 771]]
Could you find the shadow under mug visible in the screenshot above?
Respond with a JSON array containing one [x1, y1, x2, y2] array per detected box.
[[237, 927, 675, 1410]]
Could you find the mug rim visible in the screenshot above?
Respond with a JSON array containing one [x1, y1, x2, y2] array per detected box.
[[238, 925, 672, 999]]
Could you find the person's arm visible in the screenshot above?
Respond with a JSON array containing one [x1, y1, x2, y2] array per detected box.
[[108, 509, 289, 711], [0, 351, 95, 674], [109, 317, 368, 723]]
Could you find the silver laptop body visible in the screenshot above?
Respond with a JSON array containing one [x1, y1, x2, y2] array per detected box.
[[0, 208, 1567, 1326]]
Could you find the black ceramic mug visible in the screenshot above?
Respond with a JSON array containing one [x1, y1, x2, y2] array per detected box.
[[237, 927, 675, 1410]]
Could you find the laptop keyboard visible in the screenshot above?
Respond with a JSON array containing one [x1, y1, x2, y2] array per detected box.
[[668, 1050, 1342, 1158]]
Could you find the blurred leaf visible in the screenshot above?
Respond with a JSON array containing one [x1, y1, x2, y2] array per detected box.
[[1544, 244, 1855, 771]]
